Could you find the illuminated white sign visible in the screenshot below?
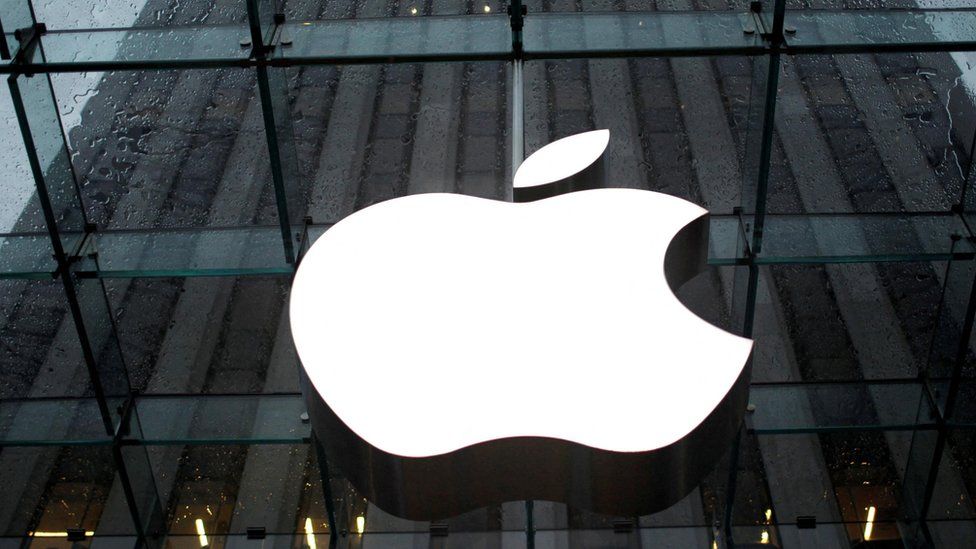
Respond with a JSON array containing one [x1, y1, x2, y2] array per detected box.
[[290, 131, 753, 519]]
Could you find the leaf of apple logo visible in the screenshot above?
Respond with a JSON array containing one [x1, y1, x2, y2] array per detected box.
[[290, 130, 754, 521]]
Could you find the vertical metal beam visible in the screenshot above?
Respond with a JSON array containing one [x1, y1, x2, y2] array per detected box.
[[8, 74, 119, 436], [746, 53, 780, 258], [245, 0, 268, 57], [721, 430, 742, 549], [510, 60, 523, 203], [247, 0, 299, 265], [113, 401, 165, 548], [509, 6, 531, 544], [897, 234, 976, 546], [256, 65, 298, 265], [8, 21, 165, 545], [312, 435, 339, 549], [723, 2, 786, 546]]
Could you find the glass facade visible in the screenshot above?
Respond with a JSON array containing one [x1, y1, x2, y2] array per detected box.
[[0, 0, 975, 547]]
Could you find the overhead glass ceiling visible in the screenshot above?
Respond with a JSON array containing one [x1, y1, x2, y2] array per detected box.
[[1, 0, 976, 547]]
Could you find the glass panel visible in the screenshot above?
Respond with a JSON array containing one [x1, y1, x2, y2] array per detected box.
[[0, 234, 58, 277], [278, 16, 511, 62], [744, 431, 912, 546], [0, 80, 53, 268], [49, 67, 280, 235], [81, 227, 292, 277], [752, 262, 952, 382], [902, 419, 943, 526], [755, 212, 971, 263], [769, 51, 975, 216], [729, 432, 778, 540], [523, 13, 762, 57], [283, 61, 510, 227], [260, 64, 303, 262], [118, 408, 166, 538], [283, 0, 498, 20], [145, 443, 319, 536], [0, 445, 137, 536], [926, 429, 976, 531], [748, 381, 934, 433], [925, 252, 975, 415], [103, 276, 296, 394], [36, 26, 253, 66], [304, 214, 965, 266], [948, 380, 976, 427], [708, 215, 743, 264], [0, 398, 110, 445], [0, 0, 33, 59], [5, 0, 976, 545], [526, 0, 760, 12], [71, 273, 131, 420], [784, 10, 976, 51], [0, 279, 91, 398], [9, 68, 86, 254], [158, 535, 317, 549], [711, 213, 972, 264], [31, 0, 246, 30], [524, 55, 757, 214], [133, 395, 308, 444]]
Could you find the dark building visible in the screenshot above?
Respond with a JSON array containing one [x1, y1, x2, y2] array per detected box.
[[0, 0, 975, 547]]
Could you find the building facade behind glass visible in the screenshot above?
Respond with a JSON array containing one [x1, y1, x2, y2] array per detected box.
[[0, 0, 975, 547]]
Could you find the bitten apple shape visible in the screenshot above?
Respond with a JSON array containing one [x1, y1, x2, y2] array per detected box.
[[290, 184, 753, 519]]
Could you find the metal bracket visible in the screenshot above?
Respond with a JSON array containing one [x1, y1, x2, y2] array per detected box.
[[507, 2, 527, 57], [748, 1, 795, 44], [113, 390, 139, 441], [244, 0, 280, 58], [732, 206, 755, 260], [263, 13, 287, 52], [796, 515, 816, 529], [66, 222, 98, 265], [12, 22, 47, 71], [743, 3, 761, 36], [748, 9, 769, 41]]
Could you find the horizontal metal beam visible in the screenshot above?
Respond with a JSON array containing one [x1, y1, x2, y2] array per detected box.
[[0, 211, 969, 279], [0, 379, 955, 447], [0, 9, 975, 75]]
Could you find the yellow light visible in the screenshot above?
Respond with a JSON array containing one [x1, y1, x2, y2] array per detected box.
[[760, 529, 769, 544], [712, 542, 718, 549], [355, 515, 365, 535], [409, 7, 418, 15], [304, 517, 317, 549], [764, 508, 772, 522], [483, 5, 491, 12], [864, 505, 876, 540], [28, 531, 95, 538], [195, 519, 209, 547]]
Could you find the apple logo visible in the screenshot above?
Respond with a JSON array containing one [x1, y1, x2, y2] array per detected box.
[[290, 130, 754, 520]]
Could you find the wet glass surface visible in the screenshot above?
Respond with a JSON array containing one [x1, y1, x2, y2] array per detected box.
[[1, 0, 976, 547]]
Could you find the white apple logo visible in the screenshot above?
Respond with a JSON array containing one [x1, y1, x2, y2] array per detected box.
[[290, 130, 753, 520]]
